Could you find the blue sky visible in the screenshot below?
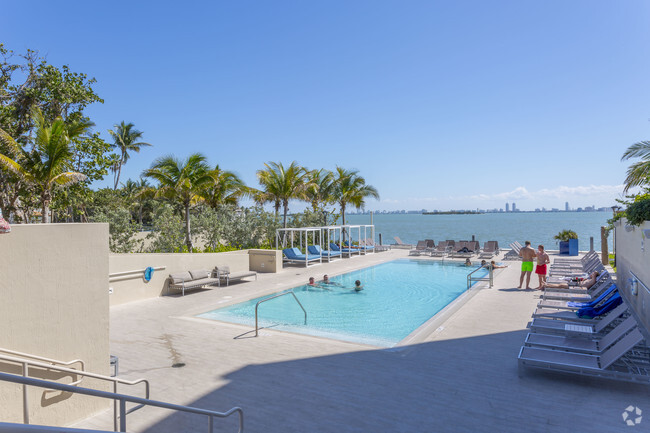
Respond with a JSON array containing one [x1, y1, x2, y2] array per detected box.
[[3, 1, 649, 211]]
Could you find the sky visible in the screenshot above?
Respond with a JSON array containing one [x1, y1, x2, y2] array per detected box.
[[2, 0, 649, 212]]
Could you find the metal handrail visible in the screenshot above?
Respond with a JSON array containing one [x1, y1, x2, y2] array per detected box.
[[0, 353, 149, 431], [0, 348, 85, 373], [467, 265, 493, 289], [255, 290, 307, 337], [108, 266, 166, 282], [0, 372, 243, 433]]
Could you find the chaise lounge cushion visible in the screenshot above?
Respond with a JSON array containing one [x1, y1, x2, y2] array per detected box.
[[170, 272, 192, 285], [190, 269, 210, 280]]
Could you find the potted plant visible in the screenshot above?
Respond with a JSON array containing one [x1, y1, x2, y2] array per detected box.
[[555, 229, 578, 256]]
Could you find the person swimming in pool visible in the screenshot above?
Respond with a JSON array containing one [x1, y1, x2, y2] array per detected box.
[[308, 277, 317, 286], [322, 274, 341, 286], [353, 280, 363, 292], [464, 258, 472, 266]]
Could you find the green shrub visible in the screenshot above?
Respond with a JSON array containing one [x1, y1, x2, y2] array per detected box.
[[626, 198, 650, 226], [554, 230, 578, 242]]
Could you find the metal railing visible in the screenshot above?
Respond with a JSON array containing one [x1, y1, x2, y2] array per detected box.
[[255, 290, 307, 337], [108, 267, 166, 283], [0, 352, 149, 431], [0, 372, 243, 433], [467, 265, 493, 289]]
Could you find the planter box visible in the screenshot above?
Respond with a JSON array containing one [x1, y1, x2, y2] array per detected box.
[[559, 239, 579, 256]]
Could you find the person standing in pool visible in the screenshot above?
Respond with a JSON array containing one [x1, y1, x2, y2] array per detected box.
[[534, 244, 550, 290], [322, 274, 341, 286], [518, 241, 537, 290], [353, 280, 363, 292], [308, 277, 317, 286]]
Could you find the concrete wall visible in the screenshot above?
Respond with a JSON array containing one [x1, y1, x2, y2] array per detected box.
[[614, 219, 650, 338], [0, 224, 111, 426], [108, 251, 251, 306]]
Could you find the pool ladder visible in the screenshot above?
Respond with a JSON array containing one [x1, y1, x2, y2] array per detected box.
[[467, 265, 493, 290], [255, 290, 307, 337]]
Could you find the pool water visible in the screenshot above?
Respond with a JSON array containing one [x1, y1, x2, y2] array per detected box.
[[197, 259, 487, 347]]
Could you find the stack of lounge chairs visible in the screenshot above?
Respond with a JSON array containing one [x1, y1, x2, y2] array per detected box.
[[518, 253, 650, 384], [503, 241, 522, 260]]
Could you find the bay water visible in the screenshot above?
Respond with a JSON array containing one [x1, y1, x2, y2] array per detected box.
[[343, 212, 613, 252]]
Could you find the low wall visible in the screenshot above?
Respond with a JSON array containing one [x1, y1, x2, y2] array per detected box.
[[0, 224, 111, 426], [614, 219, 650, 338], [109, 251, 251, 306]]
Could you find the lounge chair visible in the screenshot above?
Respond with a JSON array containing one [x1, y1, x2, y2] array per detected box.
[[430, 241, 450, 257], [479, 241, 498, 259], [538, 283, 617, 310], [532, 290, 622, 321], [330, 243, 358, 258], [213, 265, 258, 286], [282, 247, 322, 266], [529, 302, 628, 336], [308, 245, 341, 261], [525, 316, 638, 354], [503, 242, 522, 261], [518, 327, 647, 383], [542, 272, 610, 300], [449, 241, 475, 258], [168, 269, 220, 296], [365, 238, 390, 252], [409, 240, 428, 256], [392, 237, 413, 248]]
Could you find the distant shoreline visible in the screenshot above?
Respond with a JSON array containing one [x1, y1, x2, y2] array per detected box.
[[422, 211, 483, 215]]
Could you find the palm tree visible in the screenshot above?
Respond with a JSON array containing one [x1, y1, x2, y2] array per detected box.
[[109, 121, 151, 189], [333, 167, 380, 226], [143, 154, 213, 251], [622, 141, 650, 192], [304, 168, 336, 225], [202, 165, 248, 208], [256, 161, 307, 228], [0, 110, 92, 223]]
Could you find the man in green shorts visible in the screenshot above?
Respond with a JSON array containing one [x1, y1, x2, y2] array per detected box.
[[518, 241, 536, 290]]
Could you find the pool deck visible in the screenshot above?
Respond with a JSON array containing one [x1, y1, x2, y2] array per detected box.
[[76, 249, 649, 433]]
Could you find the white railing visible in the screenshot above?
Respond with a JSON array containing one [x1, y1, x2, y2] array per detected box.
[[0, 372, 244, 433]]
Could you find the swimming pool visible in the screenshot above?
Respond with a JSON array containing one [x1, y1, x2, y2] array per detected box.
[[197, 259, 488, 347]]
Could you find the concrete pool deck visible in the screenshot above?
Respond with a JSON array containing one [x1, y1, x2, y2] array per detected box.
[[75, 249, 650, 433]]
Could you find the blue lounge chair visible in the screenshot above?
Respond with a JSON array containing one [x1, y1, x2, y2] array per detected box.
[[308, 245, 341, 262], [330, 243, 358, 258], [282, 247, 321, 267], [577, 293, 623, 319], [567, 284, 618, 308]]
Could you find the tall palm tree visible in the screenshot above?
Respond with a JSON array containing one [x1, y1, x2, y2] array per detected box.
[[109, 121, 151, 189], [333, 167, 380, 226], [256, 161, 307, 228], [0, 110, 92, 223], [202, 165, 248, 208], [143, 154, 213, 252], [305, 169, 336, 211], [622, 141, 650, 192]]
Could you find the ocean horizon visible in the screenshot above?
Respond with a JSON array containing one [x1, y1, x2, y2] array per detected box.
[[342, 211, 613, 252]]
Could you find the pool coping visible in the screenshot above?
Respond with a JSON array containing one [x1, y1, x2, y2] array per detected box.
[[187, 257, 507, 348]]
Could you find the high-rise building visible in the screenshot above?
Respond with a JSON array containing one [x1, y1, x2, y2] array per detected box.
[[505, 203, 510, 212], [565, 202, 569, 212], [512, 202, 517, 212]]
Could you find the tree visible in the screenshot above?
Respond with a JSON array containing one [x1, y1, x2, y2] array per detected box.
[[305, 168, 336, 226], [0, 110, 93, 223], [333, 167, 379, 226], [143, 153, 213, 252], [622, 141, 650, 192], [202, 165, 248, 208], [255, 161, 307, 228], [108, 121, 151, 189], [0, 44, 104, 220]]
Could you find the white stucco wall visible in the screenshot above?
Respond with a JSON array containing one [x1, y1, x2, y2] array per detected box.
[[614, 219, 650, 338], [0, 224, 111, 426]]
